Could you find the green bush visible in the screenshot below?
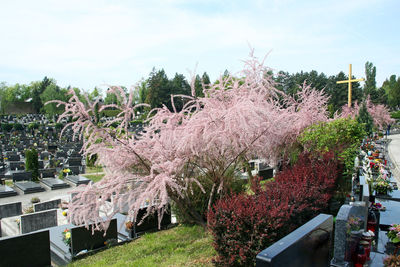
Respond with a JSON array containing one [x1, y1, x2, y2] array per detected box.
[[28, 122, 39, 130], [298, 117, 365, 196], [86, 154, 98, 167], [55, 123, 64, 129], [391, 111, 400, 120], [173, 173, 246, 224], [1, 123, 13, 132], [13, 123, 24, 131], [357, 103, 374, 136], [100, 109, 121, 117], [25, 148, 39, 181]]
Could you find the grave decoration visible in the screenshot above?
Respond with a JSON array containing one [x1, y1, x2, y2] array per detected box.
[[62, 228, 71, 247], [387, 224, 400, 244]]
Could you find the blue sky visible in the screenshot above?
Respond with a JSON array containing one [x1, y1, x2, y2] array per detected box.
[[0, 0, 399, 92]]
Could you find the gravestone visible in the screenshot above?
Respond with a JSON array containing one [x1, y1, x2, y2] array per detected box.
[[9, 161, 25, 170], [331, 204, 368, 267], [65, 175, 91, 186], [41, 178, 70, 190], [40, 151, 50, 160], [56, 151, 67, 158], [12, 171, 32, 182], [71, 218, 118, 255], [0, 201, 22, 218], [34, 199, 61, 212], [6, 154, 20, 161], [256, 214, 333, 267], [0, 185, 18, 198], [68, 166, 80, 175], [39, 168, 56, 178], [67, 157, 82, 166], [0, 230, 51, 267], [20, 209, 58, 234]]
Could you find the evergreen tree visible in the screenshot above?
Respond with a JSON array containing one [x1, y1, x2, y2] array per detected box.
[[357, 103, 374, 136], [32, 76, 52, 113], [364, 61, 378, 102], [25, 148, 39, 181], [145, 69, 171, 109]]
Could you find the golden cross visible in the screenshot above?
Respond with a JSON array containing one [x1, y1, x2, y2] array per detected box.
[[336, 64, 365, 107]]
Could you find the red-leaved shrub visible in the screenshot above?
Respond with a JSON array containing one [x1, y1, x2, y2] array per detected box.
[[207, 152, 339, 266]]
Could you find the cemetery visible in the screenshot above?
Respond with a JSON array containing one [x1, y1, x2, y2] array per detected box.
[[0, 114, 174, 266], [0, 58, 399, 267]]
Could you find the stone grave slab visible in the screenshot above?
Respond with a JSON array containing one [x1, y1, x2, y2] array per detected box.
[[0, 230, 51, 267], [331, 204, 368, 266], [376, 188, 400, 202], [65, 175, 91, 186], [34, 199, 61, 212], [42, 178, 70, 190], [39, 168, 57, 178], [49, 219, 118, 265], [20, 209, 58, 234], [68, 166, 80, 175], [0, 185, 18, 198], [71, 218, 118, 255], [66, 157, 82, 166], [376, 198, 400, 229], [0, 202, 22, 218], [8, 161, 25, 171], [14, 181, 45, 194], [56, 151, 67, 158], [6, 154, 20, 162], [256, 214, 333, 267], [12, 171, 32, 182]]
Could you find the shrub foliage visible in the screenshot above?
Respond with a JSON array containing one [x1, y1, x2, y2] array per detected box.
[[207, 152, 339, 266]]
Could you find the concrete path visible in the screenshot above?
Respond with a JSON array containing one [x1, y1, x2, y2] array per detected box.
[[0, 184, 81, 210], [387, 133, 400, 184]]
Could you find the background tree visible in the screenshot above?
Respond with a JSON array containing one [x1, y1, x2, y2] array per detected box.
[[383, 75, 400, 109], [145, 69, 171, 109], [357, 103, 374, 136], [25, 147, 39, 181], [32, 76, 52, 113], [40, 84, 69, 115], [364, 61, 378, 102]]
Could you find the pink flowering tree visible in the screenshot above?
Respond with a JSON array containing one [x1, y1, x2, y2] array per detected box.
[[338, 96, 394, 130], [49, 52, 329, 229]]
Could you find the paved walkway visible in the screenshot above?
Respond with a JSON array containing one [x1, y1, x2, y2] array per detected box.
[[387, 133, 400, 185], [0, 183, 82, 209]]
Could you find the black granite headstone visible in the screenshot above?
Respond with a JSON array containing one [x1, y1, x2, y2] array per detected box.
[[0, 230, 51, 267], [71, 218, 118, 255], [256, 214, 333, 267]]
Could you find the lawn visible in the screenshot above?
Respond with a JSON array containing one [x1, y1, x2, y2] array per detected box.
[[85, 166, 104, 174], [69, 224, 215, 267], [82, 173, 104, 183]]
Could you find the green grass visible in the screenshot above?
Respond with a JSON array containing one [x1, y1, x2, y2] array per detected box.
[[82, 174, 105, 183], [69, 224, 215, 267], [85, 166, 104, 174]]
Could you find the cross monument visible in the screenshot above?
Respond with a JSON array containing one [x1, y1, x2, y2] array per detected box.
[[336, 64, 365, 107]]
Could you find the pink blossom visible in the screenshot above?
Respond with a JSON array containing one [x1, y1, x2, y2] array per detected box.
[[48, 51, 329, 230]]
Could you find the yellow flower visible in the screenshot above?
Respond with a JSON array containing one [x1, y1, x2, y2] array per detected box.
[[65, 232, 71, 239]]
